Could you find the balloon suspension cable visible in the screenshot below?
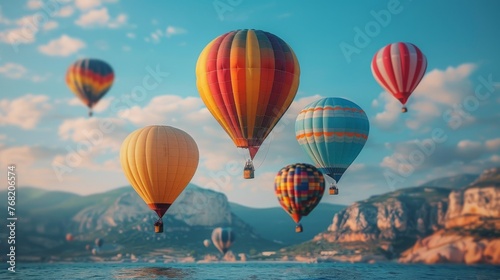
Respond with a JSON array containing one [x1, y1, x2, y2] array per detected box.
[[154, 217, 164, 233], [88, 109, 93, 117], [401, 106, 408, 113], [295, 223, 303, 233]]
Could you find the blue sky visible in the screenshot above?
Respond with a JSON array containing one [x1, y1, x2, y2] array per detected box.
[[0, 0, 499, 208]]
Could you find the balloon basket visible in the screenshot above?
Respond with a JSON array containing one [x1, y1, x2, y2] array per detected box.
[[295, 224, 303, 233], [154, 219, 163, 233], [329, 186, 339, 195], [243, 160, 255, 179], [401, 107, 408, 113]]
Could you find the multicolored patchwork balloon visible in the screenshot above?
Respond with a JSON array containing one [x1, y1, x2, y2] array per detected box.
[[274, 163, 325, 232], [196, 29, 300, 177], [66, 58, 114, 117], [371, 42, 427, 113], [295, 97, 369, 195]]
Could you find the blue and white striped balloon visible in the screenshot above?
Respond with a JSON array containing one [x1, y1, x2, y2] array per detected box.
[[295, 97, 369, 184]]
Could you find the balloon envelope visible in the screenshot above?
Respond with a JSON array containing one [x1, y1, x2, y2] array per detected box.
[[120, 125, 199, 219], [295, 97, 369, 184], [95, 238, 103, 248], [211, 227, 235, 254], [65, 233, 73, 242], [196, 29, 300, 160], [274, 163, 325, 226], [66, 58, 114, 116], [371, 42, 427, 110]]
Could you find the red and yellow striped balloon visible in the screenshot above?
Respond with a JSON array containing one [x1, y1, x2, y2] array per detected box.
[[274, 163, 325, 232], [66, 58, 114, 117], [196, 29, 300, 160]]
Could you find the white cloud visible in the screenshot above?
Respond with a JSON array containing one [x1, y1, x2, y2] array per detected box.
[[381, 137, 500, 179], [38, 34, 85, 56], [108, 13, 127, 28], [456, 140, 483, 160], [0, 26, 35, 45], [126, 32, 135, 39], [75, 0, 102, 11], [486, 138, 500, 151], [0, 12, 61, 45], [31, 73, 51, 82], [0, 146, 38, 170], [56, 6, 75, 17], [43, 20, 58, 31], [0, 94, 51, 129], [75, 8, 127, 28], [26, 0, 43, 10], [145, 26, 187, 43], [122, 45, 131, 52], [0, 63, 27, 79], [58, 117, 128, 152], [372, 63, 478, 131], [68, 96, 112, 113], [75, 7, 109, 27], [165, 25, 186, 38]]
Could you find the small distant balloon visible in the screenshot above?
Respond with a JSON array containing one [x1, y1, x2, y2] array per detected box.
[[65, 58, 114, 117], [203, 239, 211, 248], [65, 233, 74, 241], [95, 238, 103, 248], [211, 227, 235, 255], [371, 42, 427, 113]]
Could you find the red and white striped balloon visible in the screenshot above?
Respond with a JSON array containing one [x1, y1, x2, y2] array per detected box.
[[371, 42, 427, 113]]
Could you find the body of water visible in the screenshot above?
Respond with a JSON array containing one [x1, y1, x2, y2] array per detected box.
[[1, 262, 499, 280]]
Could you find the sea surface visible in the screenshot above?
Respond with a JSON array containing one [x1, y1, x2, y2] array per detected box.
[[1, 262, 499, 280]]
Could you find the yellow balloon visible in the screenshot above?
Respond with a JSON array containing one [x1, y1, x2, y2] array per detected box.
[[120, 125, 199, 232]]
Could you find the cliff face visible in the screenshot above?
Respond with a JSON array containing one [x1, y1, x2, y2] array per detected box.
[[317, 187, 449, 250], [288, 169, 500, 264], [400, 167, 500, 264]]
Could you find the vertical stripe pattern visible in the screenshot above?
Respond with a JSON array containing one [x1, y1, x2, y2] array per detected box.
[[196, 29, 300, 159], [274, 163, 325, 223], [211, 227, 235, 254], [371, 42, 427, 105], [120, 126, 199, 218], [295, 98, 369, 183]]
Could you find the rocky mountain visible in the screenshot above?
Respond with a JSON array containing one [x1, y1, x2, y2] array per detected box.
[[400, 167, 500, 264], [281, 168, 500, 264], [0, 184, 283, 262], [230, 202, 345, 246]]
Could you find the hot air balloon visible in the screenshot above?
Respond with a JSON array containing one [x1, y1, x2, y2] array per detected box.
[[203, 239, 211, 248], [274, 163, 325, 232], [120, 125, 199, 233], [95, 238, 103, 248], [65, 233, 74, 242], [196, 29, 300, 179], [295, 97, 369, 195], [66, 58, 114, 117], [371, 42, 427, 113], [211, 227, 235, 255]]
